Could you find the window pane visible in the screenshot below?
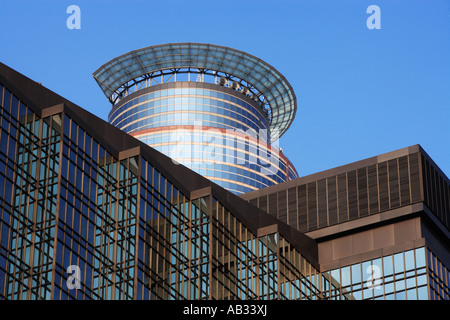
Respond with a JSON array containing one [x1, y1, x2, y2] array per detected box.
[[407, 288, 417, 300], [383, 255, 393, 276], [362, 261, 372, 282], [11, 95, 18, 119], [405, 250, 415, 271], [406, 277, 416, 289], [384, 282, 394, 294], [395, 279, 405, 291], [341, 266, 351, 287], [415, 247, 426, 268], [417, 274, 427, 286], [363, 287, 373, 299], [372, 258, 382, 273], [352, 290, 362, 300], [3, 89, 11, 111], [330, 269, 340, 284], [394, 253, 404, 274], [351, 263, 361, 284], [417, 286, 428, 300], [396, 290, 406, 300], [385, 293, 395, 300]]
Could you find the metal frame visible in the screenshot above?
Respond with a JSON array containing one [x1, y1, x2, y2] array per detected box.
[[110, 67, 271, 118], [93, 43, 297, 142]]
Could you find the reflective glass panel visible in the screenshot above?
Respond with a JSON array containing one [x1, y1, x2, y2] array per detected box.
[[341, 266, 351, 287], [383, 255, 394, 277], [405, 250, 415, 271], [394, 253, 404, 274], [351, 263, 361, 285], [415, 247, 426, 268]]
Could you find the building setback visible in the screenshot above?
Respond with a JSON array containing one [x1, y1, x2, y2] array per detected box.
[[0, 62, 319, 300], [93, 43, 299, 195], [0, 61, 448, 300], [241, 145, 450, 300]]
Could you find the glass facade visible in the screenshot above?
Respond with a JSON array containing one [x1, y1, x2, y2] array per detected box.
[[109, 84, 270, 134], [0, 85, 57, 299], [428, 248, 450, 300], [108, 82, 298, 195], [93, 43, 296, 142], [1, 65, 449, 301], [0, 80, 316, 300], [138, 187, 322, 300], [95, 43, 299, 196], [322, 248, 433, 300]]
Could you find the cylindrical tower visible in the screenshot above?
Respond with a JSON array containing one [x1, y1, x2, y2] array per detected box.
[[94, 43, 298, 195]]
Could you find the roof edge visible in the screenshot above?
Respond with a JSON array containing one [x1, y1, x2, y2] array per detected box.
[[1, 61, 318, 268]]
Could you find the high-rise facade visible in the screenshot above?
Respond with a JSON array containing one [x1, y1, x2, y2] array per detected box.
[[241, 145, 450, 300], [0, 62, 319, 300], [0, 58, 448, 301], [93, 43, 298, 195]]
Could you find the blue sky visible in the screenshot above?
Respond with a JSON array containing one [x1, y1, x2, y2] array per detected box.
[[1, 0, 449, 177]]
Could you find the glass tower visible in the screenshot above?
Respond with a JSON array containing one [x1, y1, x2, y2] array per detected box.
[[1, 60, 449, 301], [93, 43, 298, 195], [0, 62, 321, 300]]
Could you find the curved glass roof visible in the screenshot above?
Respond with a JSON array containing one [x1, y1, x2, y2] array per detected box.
[[93, 43, 297, 141]]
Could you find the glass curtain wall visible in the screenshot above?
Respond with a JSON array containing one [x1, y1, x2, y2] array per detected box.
[[1, 81, 448, 300]]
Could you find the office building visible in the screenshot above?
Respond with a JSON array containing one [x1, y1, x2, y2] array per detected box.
[[0, 50, 448, 300], [241, 145, 450, 300], [93, 43, 298, 195], [0, 62, 319, 300]]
